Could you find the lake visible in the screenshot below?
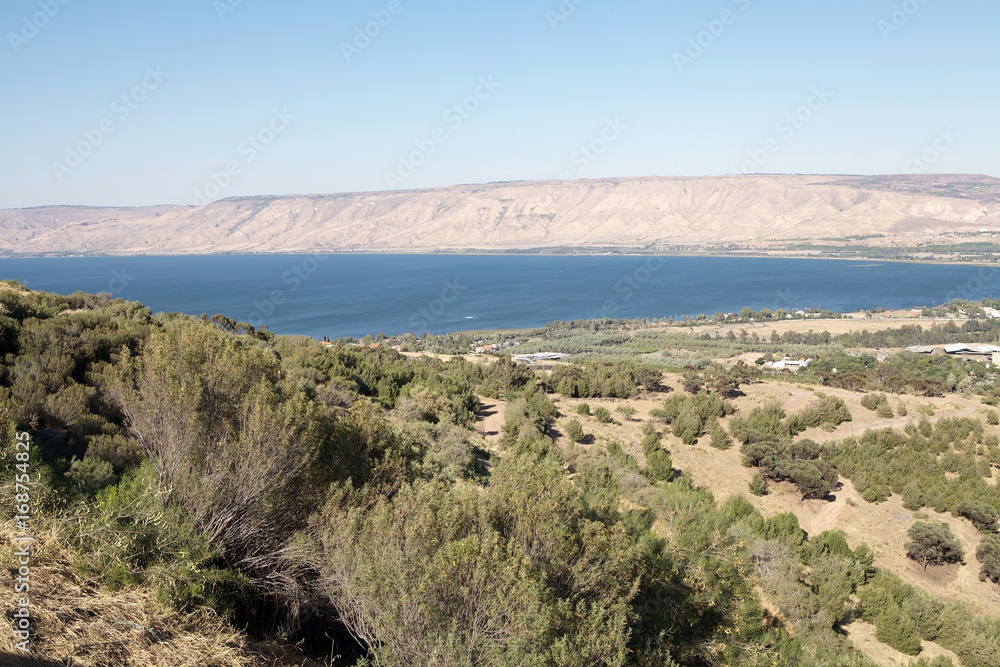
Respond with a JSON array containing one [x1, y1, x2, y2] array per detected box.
[[1, 254, 997, 338]]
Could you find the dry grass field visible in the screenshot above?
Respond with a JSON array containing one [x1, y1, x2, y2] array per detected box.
[[467, 326, 1000, 667], [551, 380, 999, 606]]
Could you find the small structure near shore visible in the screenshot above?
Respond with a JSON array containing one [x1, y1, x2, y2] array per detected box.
[[513, 352, 564, 364]]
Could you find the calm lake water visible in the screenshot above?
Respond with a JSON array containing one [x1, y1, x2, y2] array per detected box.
[[1, 255, 996, 338]]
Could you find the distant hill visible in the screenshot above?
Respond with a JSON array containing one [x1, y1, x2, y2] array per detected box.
[[2, 174, 999, 256]]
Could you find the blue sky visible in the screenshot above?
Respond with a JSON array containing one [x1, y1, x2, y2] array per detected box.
[[1, 0, 997, 207]]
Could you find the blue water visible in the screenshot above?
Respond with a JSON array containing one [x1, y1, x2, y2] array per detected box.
[[0, 255, 995, 338]]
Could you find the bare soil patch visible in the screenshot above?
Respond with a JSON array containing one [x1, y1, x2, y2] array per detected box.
[[474, 396, 506, 442], [843, 619, 959, 667]]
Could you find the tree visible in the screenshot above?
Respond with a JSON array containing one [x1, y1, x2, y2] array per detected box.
[[905, 522, 964, 570], [810, 555, 854, 624], [975, 534, 1000, 583], [576, 402, 591, 416], [875, 605, 921, 655], [956, 501, 999, 532], [783, 460, 832, 500]]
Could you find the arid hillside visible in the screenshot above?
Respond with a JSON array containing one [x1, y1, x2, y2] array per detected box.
[[2, 174, 999, 256]]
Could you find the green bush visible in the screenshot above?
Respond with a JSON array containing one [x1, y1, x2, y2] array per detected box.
[[976, 534, 1000, 583], [875, 606, 921, 655], [565, 419, 586, 443], [957, 633, 1000, 667], [66, 461, 249, 619], [956, 500, 999, 532], [85, 433, 144, 474], [64, 457, 115, 498], [861, 392, 889, 412], [908, 657, 954, 667], [593, 406, 612, 423], [317, 458, 645, 664], [645, 449, 674, 482], [797, 394, 853, 429], [615, 405, 637, 420], [576, 402, 591, 416], [986, 409, 1000, 425], [710, 423, 731, 450], [640, 432, 661, 457], [749, 472, 768, 496]]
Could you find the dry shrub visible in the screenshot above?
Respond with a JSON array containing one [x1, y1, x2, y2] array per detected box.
[[0, 522, 322, 667]]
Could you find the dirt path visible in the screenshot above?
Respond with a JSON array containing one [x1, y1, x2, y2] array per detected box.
[[474, 396, 506, 442], [803, 492, 846, 537]]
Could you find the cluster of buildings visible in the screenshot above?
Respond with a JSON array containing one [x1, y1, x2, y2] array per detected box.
[[943, 344, 1000, 356], [512, 352, 564, 364], [904, 343, 1000, 366], [471, 340, 519, 354], [762, 357, 812, 371]]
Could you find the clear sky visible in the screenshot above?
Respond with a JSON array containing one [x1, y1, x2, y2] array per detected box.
[[1, 0, 997, 208]]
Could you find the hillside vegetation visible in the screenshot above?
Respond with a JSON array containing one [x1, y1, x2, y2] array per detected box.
[[6, 283, 1000, 665]]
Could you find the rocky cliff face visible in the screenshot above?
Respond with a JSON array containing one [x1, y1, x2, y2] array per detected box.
[[2, 174, 998, 255]]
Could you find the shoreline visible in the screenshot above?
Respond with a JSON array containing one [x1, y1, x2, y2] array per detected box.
[[2, 249, 1000, 269]]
